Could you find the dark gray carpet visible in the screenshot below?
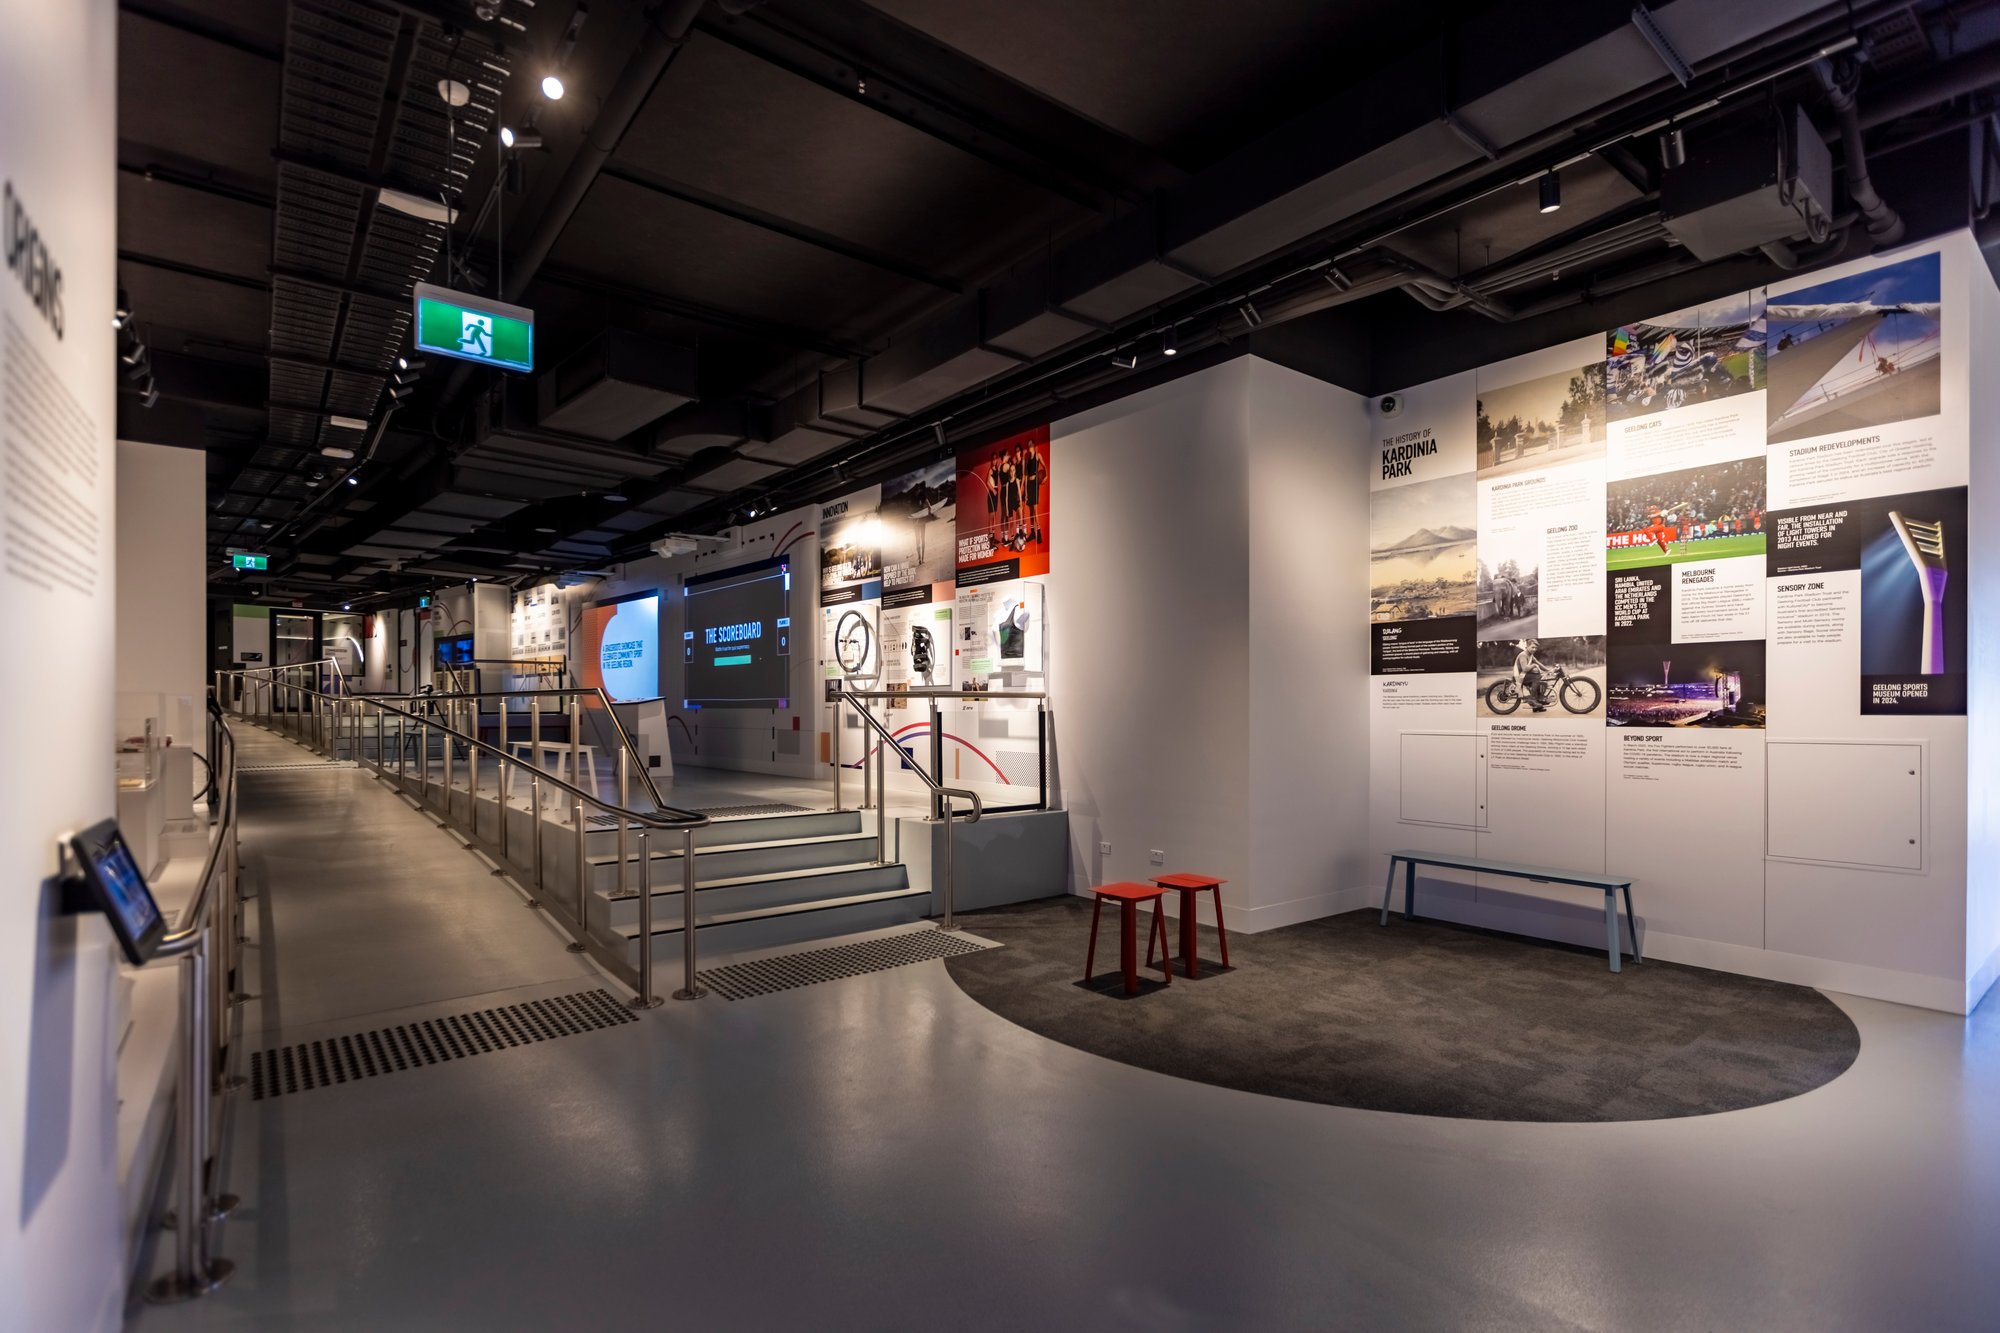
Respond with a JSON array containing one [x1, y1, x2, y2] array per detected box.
[[943, 898, 1860, 1122]]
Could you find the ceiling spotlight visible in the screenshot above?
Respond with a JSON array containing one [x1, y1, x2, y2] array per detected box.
[[346, 476, 359, 485], [1660, 127, 1687, 170], [343, 603, 352, 611], [141, 380, 160, 409], [541, 73, 565, 100], [500, 126, 515, 149], [396, 355, 410, 371], [1162, 326, 1179, 357], [389, 382, 416, 401], [113, 294, 132, 329], [501, 127, 543, 151], [1111, 351, 1137, 370], [120, 340, 147, 367], [1538, 171, 1562, 214]]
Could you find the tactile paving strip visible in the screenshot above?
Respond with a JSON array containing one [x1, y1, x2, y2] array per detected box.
[[248, 989, 636, 1100], [697, 930, 996, 1001]]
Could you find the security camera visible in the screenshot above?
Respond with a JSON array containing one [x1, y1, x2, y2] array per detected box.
[[1378, 394, 1402, 417]]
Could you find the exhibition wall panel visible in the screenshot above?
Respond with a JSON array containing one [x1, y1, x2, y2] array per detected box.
[[1365, 231, 1990, 1012], [1049, 360, 1255, 914], [116, 441, 206, 756], [1, 2, 126, 1327]]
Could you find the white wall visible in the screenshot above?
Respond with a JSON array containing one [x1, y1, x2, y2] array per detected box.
[[1245, 358, 1373, 925], [1, 2, 125, 1327], [115, 441, 205, 754], [1966, 245, 2000, 1013]]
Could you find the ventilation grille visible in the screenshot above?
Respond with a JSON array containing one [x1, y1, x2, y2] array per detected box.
[[698, 930, 995, 1001], [249, 989, 634, 1100]]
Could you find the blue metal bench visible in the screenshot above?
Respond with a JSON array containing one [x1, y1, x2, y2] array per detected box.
[[1380, 850, 1640, 972]]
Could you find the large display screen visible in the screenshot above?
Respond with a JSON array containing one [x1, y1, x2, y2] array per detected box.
[[579, 591, 661, 703], [683, 557, 792, 708]]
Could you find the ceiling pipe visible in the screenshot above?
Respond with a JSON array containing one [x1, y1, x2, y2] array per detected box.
[[1858, 39, 2000, 132], [1816, 57, 1905, 248]]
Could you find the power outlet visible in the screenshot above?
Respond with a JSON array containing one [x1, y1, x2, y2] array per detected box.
[[1099, 841, 1112, 855], [1149, 849, 1165, 865]]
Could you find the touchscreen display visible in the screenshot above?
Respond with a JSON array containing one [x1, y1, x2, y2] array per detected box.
[[93, 834, 161, 943]]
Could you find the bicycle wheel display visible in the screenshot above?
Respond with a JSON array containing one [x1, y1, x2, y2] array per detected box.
[[1560, 676, 1602, 714], [1485, 679, 1522, 714]]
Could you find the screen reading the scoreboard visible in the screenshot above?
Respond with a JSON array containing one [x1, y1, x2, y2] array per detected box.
[[683, 558, 791, 708]]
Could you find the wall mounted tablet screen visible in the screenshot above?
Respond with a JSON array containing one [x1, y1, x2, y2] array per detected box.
[[69, 819, 167, 965], [683, 557, 791, 708], [579, 591, 661, 703]]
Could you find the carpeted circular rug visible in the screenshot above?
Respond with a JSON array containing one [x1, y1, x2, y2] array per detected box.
[[942, 898, 1861, 1122]]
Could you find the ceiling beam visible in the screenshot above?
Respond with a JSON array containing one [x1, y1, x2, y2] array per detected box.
[[119, 250, 271, 292], [599, 160, 962, 292], [530, 264, 869, 359]]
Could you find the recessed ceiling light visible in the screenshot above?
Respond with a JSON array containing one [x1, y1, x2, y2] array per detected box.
[[535, 526, 556, 534], [328, 414, 369, 431], [321, 445, 356, 459], [604, 492, 627, 503], [541, 74, 565, 100]]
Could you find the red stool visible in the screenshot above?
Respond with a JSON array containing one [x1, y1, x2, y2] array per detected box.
[[1084, 883, 1173, 995], [1149, 874, 1229, 978]]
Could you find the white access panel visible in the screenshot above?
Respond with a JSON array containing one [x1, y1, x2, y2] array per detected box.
[[1767, 739, 1925, 872], [1399, 732, 1488, 829]]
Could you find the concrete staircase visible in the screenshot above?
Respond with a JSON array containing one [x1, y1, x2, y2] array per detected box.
[[579, 808, 930, 962]]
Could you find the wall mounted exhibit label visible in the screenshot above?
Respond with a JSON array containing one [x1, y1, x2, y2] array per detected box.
[[412, 281, 533, 372]]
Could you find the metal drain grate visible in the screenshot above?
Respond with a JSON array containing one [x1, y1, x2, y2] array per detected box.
[[691, 802, 812, 818], [248, 989, 635, 1100], [698, 930, 996, 1000]]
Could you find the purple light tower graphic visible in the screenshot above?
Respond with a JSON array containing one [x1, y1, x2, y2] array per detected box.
[[1889, 511, 1948, 674]]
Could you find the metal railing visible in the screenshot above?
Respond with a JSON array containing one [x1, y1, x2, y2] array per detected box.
[[830, 686, 984, 930], [829, 687, 1048, 819], [143, 694, 243, 1302], [220, 663, 712, 1005]]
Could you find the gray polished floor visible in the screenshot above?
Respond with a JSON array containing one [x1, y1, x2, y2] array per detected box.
[[136, 724, 2000, 1331]]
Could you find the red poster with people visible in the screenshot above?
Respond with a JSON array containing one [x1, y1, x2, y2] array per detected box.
[[955, 425, 1050, 585]]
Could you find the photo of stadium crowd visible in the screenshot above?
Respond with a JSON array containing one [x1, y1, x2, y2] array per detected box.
[[1607, 640, 1766, 727], [1606, 295, 1766, 420], [1606, 457, 1767, 569]]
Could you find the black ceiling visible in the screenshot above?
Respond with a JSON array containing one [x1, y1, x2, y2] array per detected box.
[[114, 0, 2000, 607]]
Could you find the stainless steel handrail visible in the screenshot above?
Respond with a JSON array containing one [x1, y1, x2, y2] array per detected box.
[[370, 683, 672, 816], [220, 672, 710, 1006], [145, 694, 241, 1303], [831, 686, 982, 930]]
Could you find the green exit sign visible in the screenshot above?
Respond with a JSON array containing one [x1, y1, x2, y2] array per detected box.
[[412, 282, 533, 372], [232, 553, 269, 571]]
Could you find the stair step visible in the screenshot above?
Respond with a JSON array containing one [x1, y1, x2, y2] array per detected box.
[[615, 885, 931, 941], [586, 831, 873, 869], [593, 861, 907, 930]]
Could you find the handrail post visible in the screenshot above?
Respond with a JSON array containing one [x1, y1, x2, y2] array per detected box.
[[631, 830, 660, 1009], [569, 798, 589, 951], [875, 713, 887, 865], [929, 699, 944, 822], [831, 690, 842, 813], [531, 773, 544, 898], [498, 757, 511, 863], [616, 749, 629, 901], [468, 722, 481, 840], [942, 796, 957, 932], [529, 697, 542, 819], [396, 710, 406, 787], [443, 704, 456, 820], [419, 718, 430, 803], [567, 697, 581, 826], [375, 707, 384, 776], [146, 937, 232, 1302], [1037, 700, 1049, 810], [673, 825, 703, 1000]]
